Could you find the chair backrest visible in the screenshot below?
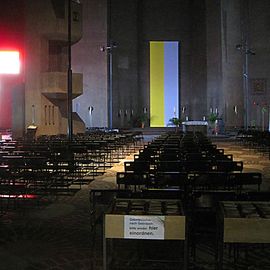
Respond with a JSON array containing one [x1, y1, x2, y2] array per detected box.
[[185, 152, 207, 161], [192, 190, 237, 209], [214, 160, 243, 172], [229, 172, 262, 191], [182, 160, 212, 172], [116, 172, 149, 190], [124, 161, 150, 173], [156, 161, 183, 172], [142, 188, 184, 200], [192, 172, 229, 190], [246, 191, 270, 201], [159, 149, 182, 161], [154, 172, 188, 188]]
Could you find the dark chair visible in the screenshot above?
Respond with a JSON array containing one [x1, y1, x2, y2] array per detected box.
[[141, 188, 184, 200], [246, 191, 270, 201], [214, 160, 243, 172], [229, 172, 262, 192], [192, 172, 230, 190], [89, 188, 133, 230], [116, 172, 149, 191], [182, 160, 212, 172], [124, 161, 150, 173], [156, 161, 183, 172], [190, 190, 237, 259], [153, 171, 188, 189]]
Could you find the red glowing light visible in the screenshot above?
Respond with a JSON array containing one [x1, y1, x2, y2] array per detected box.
[[0, 194, 38, 199], [0, 51, 20, 74]]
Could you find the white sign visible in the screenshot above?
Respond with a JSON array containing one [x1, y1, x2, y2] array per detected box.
[[124, 215, 165, 240]]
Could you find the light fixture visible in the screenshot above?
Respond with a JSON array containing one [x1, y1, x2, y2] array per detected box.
[[118, 109, 122, 117], [88, 106, 94, 115], [182, 106, 186, 113], [100, 42, 118, 52]]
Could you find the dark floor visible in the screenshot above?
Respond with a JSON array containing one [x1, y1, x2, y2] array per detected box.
[[0, 138, 270, 270]]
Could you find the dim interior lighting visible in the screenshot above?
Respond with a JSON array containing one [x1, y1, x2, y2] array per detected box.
[[0, 51, 20, 74]]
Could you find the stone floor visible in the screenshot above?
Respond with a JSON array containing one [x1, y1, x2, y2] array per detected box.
[[0, 138, 269, 270]]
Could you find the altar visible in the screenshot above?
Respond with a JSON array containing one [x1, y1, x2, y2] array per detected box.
[[182, 120, 208, 134]]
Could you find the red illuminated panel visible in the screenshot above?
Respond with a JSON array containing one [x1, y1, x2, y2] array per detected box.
[[0, 194, 38, 199], [0, 51, 20, 74]]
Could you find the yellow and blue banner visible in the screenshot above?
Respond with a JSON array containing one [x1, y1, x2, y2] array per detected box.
[[150, 41, 179, 127]]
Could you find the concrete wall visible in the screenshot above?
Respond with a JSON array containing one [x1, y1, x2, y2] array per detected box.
[[220, 0, 244, 129], [206, 0, 222, 121], [248, 0, 270, 130], [17, 0, 270, 133], [68, 0, 270, 131], [12, 84, 25, 138], [109, 0, 207, 128], [110, 0, 140, 128], [188, 0, 207, 120], [72, 0, 108, 128], [24, 0, 84, 137], [215, 0, 270, 130], [138, 0, 192, 123]]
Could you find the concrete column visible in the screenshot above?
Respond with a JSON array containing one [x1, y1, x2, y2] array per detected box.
[[206, 0, 222, 122], [72, 0, 108, 128], [110, 0, 139, 128]]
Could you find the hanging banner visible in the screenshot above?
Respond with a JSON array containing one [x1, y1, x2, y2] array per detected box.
[[150, 41, 179, 127]]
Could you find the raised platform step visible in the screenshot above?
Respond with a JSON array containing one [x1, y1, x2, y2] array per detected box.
[[130, 127, 178, 135], [124, 127, 233, 142]]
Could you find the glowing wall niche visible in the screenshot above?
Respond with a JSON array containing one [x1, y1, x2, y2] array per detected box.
[[0, 51, 20, 74], [0, 51, 21, 129], [150, 41, 179, 127]]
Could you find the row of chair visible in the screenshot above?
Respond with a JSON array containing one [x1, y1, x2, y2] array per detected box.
[[116, 171, 262, 192], [236, 130, 270, 158], [0, 131, 143, 212]]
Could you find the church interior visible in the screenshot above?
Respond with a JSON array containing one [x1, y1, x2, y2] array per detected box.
[[0, 0, 270, 269]]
